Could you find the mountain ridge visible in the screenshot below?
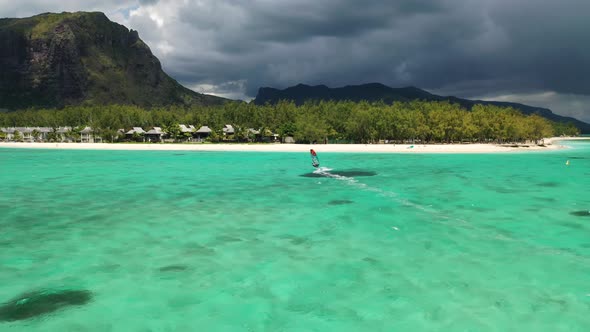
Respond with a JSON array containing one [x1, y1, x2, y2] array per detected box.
[[253, 83, 590, 133], [0, 11, 228, 109]]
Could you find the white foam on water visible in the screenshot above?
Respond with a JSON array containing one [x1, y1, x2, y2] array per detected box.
[[316, 167, 426, 209], [314, 166, 333, 173], [316, 166, 470, 226]]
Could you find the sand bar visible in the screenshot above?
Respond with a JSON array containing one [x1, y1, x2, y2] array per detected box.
[[0, 138, 580, 153]]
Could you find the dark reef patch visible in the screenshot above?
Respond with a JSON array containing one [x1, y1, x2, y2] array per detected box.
[[486, 186, 514, 194], [279, 235, 310, 246], [454, 204, 492, 213], [183, 243, 216, 256], [570, 210, 590, 217], [536, 182, 560, 188], [559, 222, 584, 230], [567, 157, 585, 159], [300, 170, 377, 178], [328, 199, 354, 205], [533, 196, 556, 202], [214, 235, 243, 243], [362, 257, 378, 265], [159, 265, 189, 272], [0, 289, 92, 321]]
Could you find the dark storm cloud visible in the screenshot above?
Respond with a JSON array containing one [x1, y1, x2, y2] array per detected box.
[[229, 0, 443, 43], [478, 0, 590, 95], [145, 0, 499, 96], [176, 0, 448, 56], [234, 1, 584, 97]]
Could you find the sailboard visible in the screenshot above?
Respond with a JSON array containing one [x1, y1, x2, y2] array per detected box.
[[310, 149, 320, 168]]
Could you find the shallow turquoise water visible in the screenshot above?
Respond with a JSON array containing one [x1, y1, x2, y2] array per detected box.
[[1, 142, 590, 331]]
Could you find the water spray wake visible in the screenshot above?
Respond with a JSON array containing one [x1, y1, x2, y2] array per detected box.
[[313, 166, 470, 226]]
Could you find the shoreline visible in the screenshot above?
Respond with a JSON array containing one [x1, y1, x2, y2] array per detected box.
[[0, 137, 581, 153]]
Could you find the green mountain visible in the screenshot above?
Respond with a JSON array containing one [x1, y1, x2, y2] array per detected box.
[[254, 83, 590, 133], [0, 12, 227, 109]]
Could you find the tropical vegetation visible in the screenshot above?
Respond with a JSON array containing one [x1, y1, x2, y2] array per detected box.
[[0, 100, 579, 143]]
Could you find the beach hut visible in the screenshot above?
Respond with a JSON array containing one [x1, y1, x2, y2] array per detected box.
[[222, 124, 235, 135], [56, 127, 72, 142], [179, 124, 196, 141], [125, 127, 146, 141], [80, 127, 97, 143], [195, 126, 212, 141], [36, 127, 51, 141], [222, 124, 236, 141], [246, 128, 260, 142], [125, 127, 146, 135], [145, 127, 166, 142], [179, 124, 196, 133]]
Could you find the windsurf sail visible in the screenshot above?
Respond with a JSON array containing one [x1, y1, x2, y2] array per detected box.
[[310, 149, 320, 168]]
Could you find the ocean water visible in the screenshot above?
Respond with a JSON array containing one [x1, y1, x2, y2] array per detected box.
[[1, 141, 589, 331]]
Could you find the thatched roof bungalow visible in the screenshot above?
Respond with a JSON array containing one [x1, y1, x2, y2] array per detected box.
[[145, 127, 166, 142], [194, 126, 211, 140], [222, 124, 235, 135], [125, 127, 146, 135]]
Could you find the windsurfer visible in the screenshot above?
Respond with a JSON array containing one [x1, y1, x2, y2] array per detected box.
[[310, 149, 320, 168]]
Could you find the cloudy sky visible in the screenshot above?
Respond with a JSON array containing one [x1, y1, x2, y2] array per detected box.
[[1, 0, 589, 122]]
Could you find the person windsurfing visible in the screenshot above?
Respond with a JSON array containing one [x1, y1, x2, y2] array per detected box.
[[310, 149, 320, 168]]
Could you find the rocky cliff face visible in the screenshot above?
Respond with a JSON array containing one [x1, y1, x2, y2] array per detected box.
[[0, 12, 227, 109]]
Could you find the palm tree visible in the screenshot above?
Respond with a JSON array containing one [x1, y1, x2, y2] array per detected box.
[[32, 129, 40, 142], [163, 124, 181, 142], [13, 130, 22, 142]]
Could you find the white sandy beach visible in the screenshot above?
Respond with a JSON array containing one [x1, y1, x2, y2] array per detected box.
[[0, 137, 581, 153]]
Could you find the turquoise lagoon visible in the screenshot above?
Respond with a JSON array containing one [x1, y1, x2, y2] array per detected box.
[[1, 141, 589, 331]]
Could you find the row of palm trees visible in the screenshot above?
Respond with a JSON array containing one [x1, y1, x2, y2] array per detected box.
[[1, 100, 582, 144]]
